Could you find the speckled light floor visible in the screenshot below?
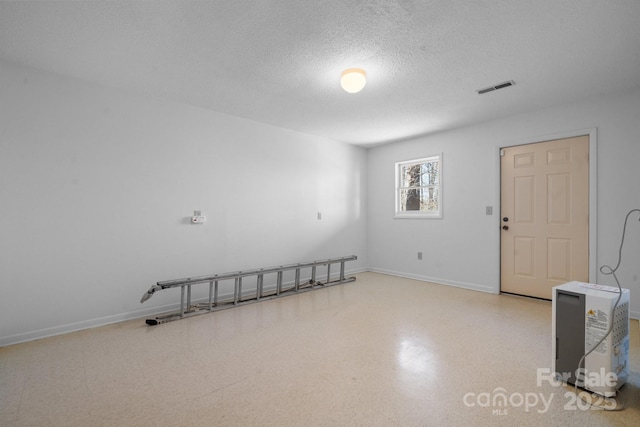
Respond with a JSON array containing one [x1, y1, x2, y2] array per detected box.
[[1, 272, 639, 426]]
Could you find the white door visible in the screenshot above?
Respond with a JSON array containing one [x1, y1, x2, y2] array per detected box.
[[500, 136, 589, 300]]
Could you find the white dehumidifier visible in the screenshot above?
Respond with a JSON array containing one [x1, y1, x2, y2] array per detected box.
[[552, 281, 630, 397]]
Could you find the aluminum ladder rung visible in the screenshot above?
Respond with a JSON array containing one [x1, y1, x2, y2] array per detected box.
[[141, 255, 357, 325]]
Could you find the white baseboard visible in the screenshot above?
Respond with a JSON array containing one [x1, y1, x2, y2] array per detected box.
[[0, 302, 178, 347], [368, 269, 640, 321], [367, 267, 498, 294], [0, 267, 366, 347], [4, 266, 633, 347]]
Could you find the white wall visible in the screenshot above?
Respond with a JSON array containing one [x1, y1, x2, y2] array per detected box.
[[367, 88, 640, 318], [0, 60, 368, 345], [3, 57, 640, 347]]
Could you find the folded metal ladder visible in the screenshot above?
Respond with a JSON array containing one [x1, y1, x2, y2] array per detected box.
[[140, 255, 357, 325]]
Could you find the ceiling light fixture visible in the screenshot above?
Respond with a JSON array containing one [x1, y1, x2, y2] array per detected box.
[[340, 68, 366, 93]]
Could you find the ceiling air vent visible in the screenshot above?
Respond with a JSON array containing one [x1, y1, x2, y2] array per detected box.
[[477, 80, 515, 94]]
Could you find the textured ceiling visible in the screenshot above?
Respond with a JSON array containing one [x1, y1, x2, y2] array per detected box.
[[1, 1, 640, 146]]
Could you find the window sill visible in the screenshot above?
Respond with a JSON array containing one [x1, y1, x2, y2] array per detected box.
[[394, 213, 442, 219]]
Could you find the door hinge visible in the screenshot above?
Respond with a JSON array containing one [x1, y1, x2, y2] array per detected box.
[[500, 149, 505, 157]]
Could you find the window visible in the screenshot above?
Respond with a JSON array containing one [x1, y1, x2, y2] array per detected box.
[[395, 155, 442, 218]]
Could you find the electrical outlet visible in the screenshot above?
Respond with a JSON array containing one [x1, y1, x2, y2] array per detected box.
[[191, 215, 206, 224], [417, 251, 423, 260]]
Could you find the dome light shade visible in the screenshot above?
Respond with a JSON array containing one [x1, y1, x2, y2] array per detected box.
[[340, 68, 366, 93]]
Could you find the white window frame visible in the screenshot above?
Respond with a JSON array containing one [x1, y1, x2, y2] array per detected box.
[[394, 154, 442, 219]]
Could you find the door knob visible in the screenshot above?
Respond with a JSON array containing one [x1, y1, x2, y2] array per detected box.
[[502, 225, 509, 230]]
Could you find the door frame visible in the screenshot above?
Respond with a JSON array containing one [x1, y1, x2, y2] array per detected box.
[[495, 128, 598, 294]]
